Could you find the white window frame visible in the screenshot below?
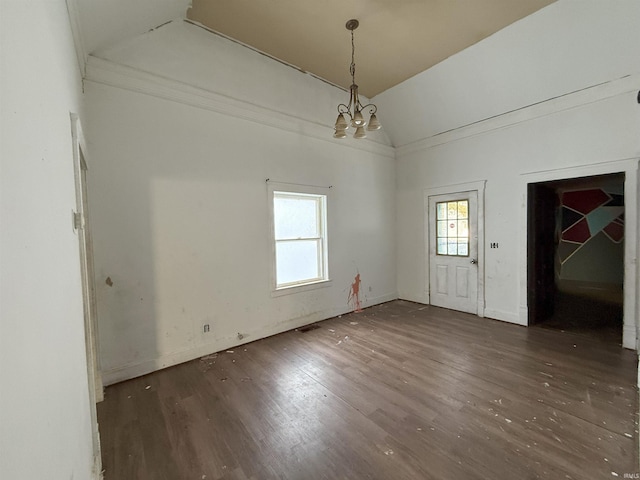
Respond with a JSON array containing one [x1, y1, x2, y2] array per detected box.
[[268, 182, 331, 295]]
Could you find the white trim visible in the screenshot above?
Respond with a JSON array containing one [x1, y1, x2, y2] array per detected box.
[[70, 115, 103, 398], [268, 183, 331, 295], [70, 113, 103, 477], [424, 180, 486, 317], [398, 292, 430, 305], [519, 158, 639, 350], [397, 74, 640, 156], [93, 454, 103, 480], [84, 55, 396, 159], [484, 308, 524, 326], [65, 0, 87, 78], [271, 279, 333, 297], [101, 292, 398, 385]]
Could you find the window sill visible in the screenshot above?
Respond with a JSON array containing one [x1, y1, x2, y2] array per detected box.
[[271, 279, 332, 297]]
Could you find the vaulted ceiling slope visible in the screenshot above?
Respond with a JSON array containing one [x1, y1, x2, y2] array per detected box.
[[187, 0, 556, 98], [374, 1, 640, 147], [75, 0, 190, 58], [87, 20, 393, 147], [76, 0, 554, 99], [77, 1, 639, 148]]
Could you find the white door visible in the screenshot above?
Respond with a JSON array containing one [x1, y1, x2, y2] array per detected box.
[[429, 191, 478, 314]]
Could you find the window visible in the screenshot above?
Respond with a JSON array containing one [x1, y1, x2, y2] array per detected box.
[[272, 189, 328, 289], [436, 199, 469, 256]]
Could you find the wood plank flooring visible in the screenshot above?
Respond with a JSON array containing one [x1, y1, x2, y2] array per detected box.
[[97, 300, 639, 479]]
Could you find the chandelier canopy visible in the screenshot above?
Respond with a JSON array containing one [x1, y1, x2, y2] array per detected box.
[[333, 19, 381, 139]]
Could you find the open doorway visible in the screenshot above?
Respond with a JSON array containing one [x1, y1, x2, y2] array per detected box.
[[528, 173, 624, 344]]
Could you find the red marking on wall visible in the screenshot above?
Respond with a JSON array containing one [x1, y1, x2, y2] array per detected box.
[[562, 217, 591, 243], [562, 189, 610, 214], [348, 273, 362, 313]]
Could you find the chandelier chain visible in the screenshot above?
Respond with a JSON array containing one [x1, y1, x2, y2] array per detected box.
[[350, 29, 356, 82]]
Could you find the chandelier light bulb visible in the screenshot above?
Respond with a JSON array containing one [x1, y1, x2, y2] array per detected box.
[[352, 110, 365, 127]]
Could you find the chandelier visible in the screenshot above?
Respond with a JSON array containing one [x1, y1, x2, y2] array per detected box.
[[333, 19, 381, 139]]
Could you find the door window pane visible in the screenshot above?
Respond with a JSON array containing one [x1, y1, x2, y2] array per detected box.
[[435, 199, 469, 257], [437, 220, 448, 237], [447, 202, 458, 220], [437, 238, 447, 255]]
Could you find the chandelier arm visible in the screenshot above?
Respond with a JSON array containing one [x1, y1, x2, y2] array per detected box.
[[337, 103, 352, 117], [359, 103, 377, 115]]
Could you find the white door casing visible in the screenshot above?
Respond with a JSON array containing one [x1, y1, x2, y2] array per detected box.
[[518, 159, 638, 350], [425, 181, 485, 316], [71, 114, 103, 478]]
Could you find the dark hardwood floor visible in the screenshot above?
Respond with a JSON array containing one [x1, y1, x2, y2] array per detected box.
[[538, 291, 624, 345], [98, 300, 639, 479]]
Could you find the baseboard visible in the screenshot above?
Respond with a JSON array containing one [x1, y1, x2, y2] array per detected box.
[[484, 308, 525, 326], [93, 454, 103, 480], [102, 292, 398, 385], [518, 305, 529, 326], [397, 292, 429, 305], [623, 323, 636, 350]]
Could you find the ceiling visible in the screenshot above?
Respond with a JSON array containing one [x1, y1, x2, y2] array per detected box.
[[77, 0, 191, 59], [186, 0, 556, 98]]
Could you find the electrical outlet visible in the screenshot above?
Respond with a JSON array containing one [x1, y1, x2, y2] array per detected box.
[[203, 324, 210, 333]]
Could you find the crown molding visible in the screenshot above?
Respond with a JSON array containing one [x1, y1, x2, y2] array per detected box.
[[84, 55, 395, 159], [396, 73, 640, 158]]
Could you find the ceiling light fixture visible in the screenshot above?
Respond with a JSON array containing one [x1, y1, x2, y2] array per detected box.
[[333, 19, 381, 139]]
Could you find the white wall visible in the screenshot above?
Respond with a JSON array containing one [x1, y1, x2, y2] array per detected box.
[[376, 1, 640, 346], [0, 1, 97, 479], [83, 21, 396, 384]]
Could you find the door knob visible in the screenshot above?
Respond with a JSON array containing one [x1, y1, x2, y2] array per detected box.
[[470, 259, 477, 264]]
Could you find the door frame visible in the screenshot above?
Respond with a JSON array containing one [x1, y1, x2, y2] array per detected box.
[[424, 180, 486, 317], [519, 158, 639, 350], [70, 113, 103, 478]]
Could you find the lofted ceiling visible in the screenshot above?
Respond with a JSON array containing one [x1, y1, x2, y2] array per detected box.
[[186, 0, 556, 98], [76, 0, 191, 58]]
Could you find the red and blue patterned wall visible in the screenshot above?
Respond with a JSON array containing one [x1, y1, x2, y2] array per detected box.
[[557, 185, 624, 285]]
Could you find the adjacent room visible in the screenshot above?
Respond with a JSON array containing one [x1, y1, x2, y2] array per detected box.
[[2, 1, 640, 479]]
